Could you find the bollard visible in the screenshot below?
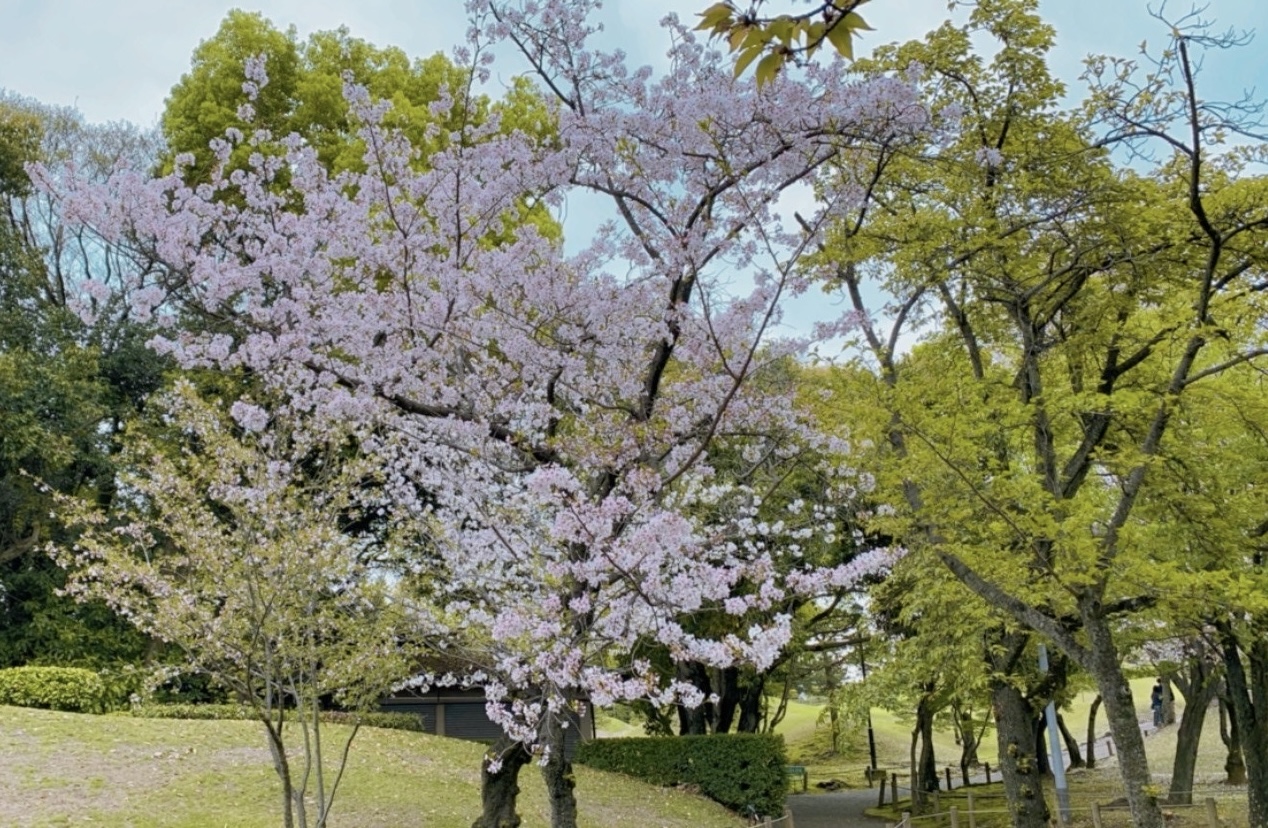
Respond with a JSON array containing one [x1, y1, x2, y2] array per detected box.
[[950, 805, 960, 828], [967, 792, 977, 828], [946, 767, 953, 790], [1106, 740, 1114, 757], [984, 763, 992, 784], [1091, 803, 1103, 828], [1205, 797, 1219, 828], [879, 775, 888, 808]]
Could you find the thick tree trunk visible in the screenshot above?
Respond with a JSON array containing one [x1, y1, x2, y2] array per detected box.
[[1031, 716, 1049, 776], [1219, 695, 1247, 785], [992, 677, 1051, 828], [736, 675, 764, 733], [1085, 695, 1102, 770], [1084, 612, 1165, 828], [1168, 662, 1218, 805], [473, 735, 530, 828], [714, 666, 740, 734], [675, 661, 712, 735], [1219, 630, 1268, 828], [918, 702, 938, 794], [540, 716, 579, 828], [1057, 713, 1084, 769]]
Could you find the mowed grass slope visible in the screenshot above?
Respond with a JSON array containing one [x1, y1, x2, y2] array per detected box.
[[0, 705, 744, 828]]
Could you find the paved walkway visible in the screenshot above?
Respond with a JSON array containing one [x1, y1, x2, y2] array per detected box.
[[787, 785, 889, 828]]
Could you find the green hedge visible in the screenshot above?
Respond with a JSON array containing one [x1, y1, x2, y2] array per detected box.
[[130, 704, 424, 733], [576, 733, 787, 816], [0, 666, 110, 713]]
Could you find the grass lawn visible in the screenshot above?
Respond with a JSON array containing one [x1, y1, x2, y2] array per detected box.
[[0, 705, 745, 828]]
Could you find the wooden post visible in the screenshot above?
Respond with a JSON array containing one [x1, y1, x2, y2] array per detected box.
[[867, 766, 874, 788], [933, 791, 941, 813], [902, 810, 912, 828], [950, 805, 960, 828], [967, 792, 977, 828], [893, 773, 900, 800], [1091, 803, 1103, 828], [879, 775, 888, 807], [1205, 797, 1219, 828], [945, 767, 953, 790], [762, 816, 772, 828], [785, 809, 795, 828], [984, 763, 992, 784], [1106, 740, 1114, 757]]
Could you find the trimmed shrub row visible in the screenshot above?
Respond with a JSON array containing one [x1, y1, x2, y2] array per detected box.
[[130, 703, 424, 733], [0, 666, 110, 713], [576, 733, 787, 817]]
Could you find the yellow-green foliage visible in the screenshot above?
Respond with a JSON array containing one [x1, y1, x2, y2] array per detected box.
[[0, 666, 108, 713]]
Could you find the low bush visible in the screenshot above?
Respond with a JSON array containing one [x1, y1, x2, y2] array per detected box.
[[0, 666, 110, 713], [130, 704, 424, 733], [576, 733, 787, 816]]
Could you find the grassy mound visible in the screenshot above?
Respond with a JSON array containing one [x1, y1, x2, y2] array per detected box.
[[0, 705, 743, 828]]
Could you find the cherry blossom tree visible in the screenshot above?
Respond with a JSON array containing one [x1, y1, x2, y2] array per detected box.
[[45, 3, 927, 825]]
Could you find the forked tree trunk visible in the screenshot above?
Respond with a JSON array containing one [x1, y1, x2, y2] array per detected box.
[[473, 735, 530, 828], [1168, 660, 1219, 805], [992, 677, 1050, 828], [1219, 695, 1247, 785]]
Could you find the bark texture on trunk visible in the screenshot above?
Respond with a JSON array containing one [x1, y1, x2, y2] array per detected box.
[[1084, 612, 1165, 828], [473, 736, 530, 828], [1220, 628, 1268, 828], [1168, 655, 1219, 805], [992, 677, 1051, 828], [1219, 695, 1247, 785], [541, 716, 579, 828]]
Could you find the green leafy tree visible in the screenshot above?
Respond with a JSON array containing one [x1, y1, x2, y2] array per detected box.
[[0, 93, 163, 670], [694, 1, 875, 85], [809, 3, 1268, 827]]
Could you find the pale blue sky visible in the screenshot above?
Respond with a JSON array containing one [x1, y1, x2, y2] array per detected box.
[[1, 1, 1263, 349], [1, 1, 1263, 127]]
